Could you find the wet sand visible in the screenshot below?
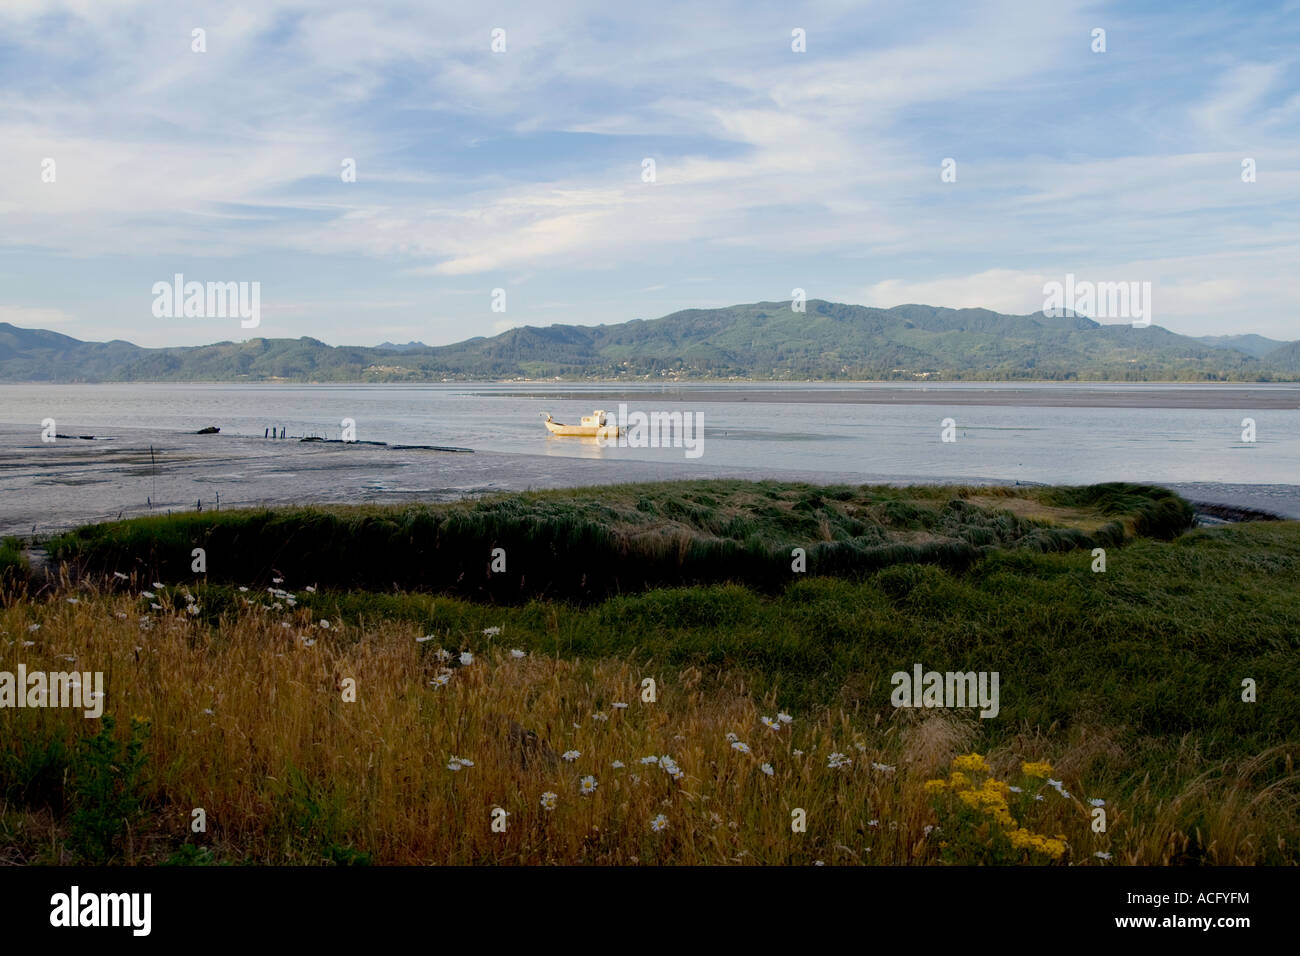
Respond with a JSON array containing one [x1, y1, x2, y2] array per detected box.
[[2, 423, 1297, 536]]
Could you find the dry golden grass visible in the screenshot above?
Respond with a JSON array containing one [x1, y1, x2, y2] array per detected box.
[[963, 495, 1117, 532], [2, 589, 1296, 865]]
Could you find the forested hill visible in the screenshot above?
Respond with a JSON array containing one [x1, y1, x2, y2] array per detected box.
[[2, 301, 1296, 382]]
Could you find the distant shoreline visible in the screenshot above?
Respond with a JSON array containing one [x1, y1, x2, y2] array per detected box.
[[3, 380, 1298, 409]]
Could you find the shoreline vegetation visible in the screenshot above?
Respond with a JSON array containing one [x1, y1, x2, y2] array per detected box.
[[7, 376, 1300, 389], [2, 481, 1297, 865]]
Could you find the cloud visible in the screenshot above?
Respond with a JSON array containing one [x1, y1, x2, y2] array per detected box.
[[0, 305, 78, 327], [862, 271, 1053, 315]]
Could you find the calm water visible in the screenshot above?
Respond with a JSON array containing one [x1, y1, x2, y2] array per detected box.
[[1, 382, 1296, 486]]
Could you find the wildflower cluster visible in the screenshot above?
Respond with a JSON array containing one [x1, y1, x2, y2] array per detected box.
[[926, 754, 1070, 864]]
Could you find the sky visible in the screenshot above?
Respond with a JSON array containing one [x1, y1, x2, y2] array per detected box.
[[1, 0, 1298, 348]]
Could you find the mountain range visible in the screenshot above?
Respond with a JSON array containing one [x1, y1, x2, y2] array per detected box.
[[2, 301, 1297, 383]]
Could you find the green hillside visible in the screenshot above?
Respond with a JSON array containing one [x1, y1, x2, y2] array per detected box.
[[1, 300, 1295, 382]]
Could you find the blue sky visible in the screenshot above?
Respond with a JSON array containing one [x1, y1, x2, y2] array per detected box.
[[1, 0, 1298, 347]]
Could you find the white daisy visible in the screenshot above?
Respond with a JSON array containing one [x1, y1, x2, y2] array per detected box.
[[416, 635, 435, 643], [777, 712, 793, 723], [459, 651, 474, 666], [612, 702, 628, 709], [659, 756, 683, 779], [562, 750, 581, 762], [650, 814, 668, 832], [482, 626, 501, 637], [731, 741, 751, 754], [579, 775, 598, 795], [510, 649, 526, 658], [611, 760, 625, 769], [760, 763, 774, 776], [540, 791, 557, 811]]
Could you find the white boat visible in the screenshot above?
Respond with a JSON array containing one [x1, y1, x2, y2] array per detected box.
[[542, 409, 619, 438]]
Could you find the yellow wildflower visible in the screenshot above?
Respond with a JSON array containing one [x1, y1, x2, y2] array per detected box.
[[952, 753, 990, 774], [924, 779, 948, 793], [1021, 760, 1053, 778]]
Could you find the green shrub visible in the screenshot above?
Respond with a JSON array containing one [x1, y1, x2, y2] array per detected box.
[[68, 715, 152, 863]]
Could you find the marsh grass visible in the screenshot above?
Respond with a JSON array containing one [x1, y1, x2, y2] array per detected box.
[[3, 482, 1293, 865], [0, 537, 28, 591], [2, 517, 1297, 865], [44, 481, 1177, 601]]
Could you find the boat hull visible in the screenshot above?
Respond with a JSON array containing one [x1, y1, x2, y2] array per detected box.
[[544, 420, 619, 438]]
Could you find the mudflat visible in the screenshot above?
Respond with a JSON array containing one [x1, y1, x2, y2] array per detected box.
[[2, 422, 1297, 536]]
